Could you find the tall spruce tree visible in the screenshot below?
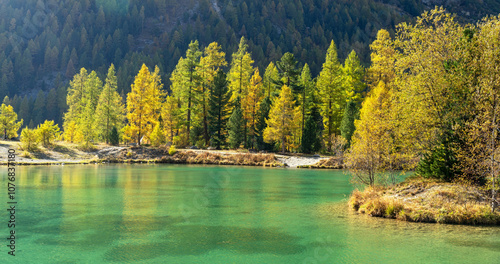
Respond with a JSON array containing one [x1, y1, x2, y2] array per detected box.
[[340, 100, 359, 148], [170, 41, 202, 146], [198, 42, 227, 146], [208, 70, 231, 149], [227, 101, 244, 149], [302, 106, 322, 154]]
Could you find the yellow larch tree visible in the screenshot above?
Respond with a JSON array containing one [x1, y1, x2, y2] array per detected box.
[[124, 64, 164, 145], [242, 69, 264, 148], [317, 40, 344, 151], [228, 37, 254, 103], [0, 103, 23, 139], [346, 81, 394, 186], [366, 29, 396, 89], [263, 85, 300, 153]]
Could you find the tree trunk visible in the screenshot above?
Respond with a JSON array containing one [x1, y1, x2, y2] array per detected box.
[[328, 100, 332, 152], [187, 84, 192, 146], [203, 95, 209, 146], [491, 98, 498, 212]]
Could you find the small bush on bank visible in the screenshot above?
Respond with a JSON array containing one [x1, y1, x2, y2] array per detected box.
[[168, 145, 177, 155], [20, 127, 39, 152]]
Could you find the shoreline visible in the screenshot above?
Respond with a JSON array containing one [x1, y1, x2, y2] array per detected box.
[[0, 141, 338, 168]]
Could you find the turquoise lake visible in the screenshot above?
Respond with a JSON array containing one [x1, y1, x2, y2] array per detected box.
[[1, 164, 499, 263]]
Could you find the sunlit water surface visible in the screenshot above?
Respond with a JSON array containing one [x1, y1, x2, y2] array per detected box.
[[1, 164, 499, 263]]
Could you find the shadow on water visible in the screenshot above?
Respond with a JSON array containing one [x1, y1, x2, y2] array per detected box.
[[30, 213, 306, 262], [32, 214, 184, 248], [104, 225, 306, 262], [446, 239, 500, 252]]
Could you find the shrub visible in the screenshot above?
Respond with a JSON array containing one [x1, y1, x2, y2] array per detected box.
[[416, 143, 458, 182], [21, 151, 32, 158], [20, 127, 38, 151], [36, 120, 61, 147], [169, 145, 177, 155]]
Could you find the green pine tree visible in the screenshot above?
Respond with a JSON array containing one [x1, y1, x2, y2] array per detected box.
[[208, 70, 231, 149], [340, 101, 359, 148], [302, 106, 322, 154], [227, 101, 244, 149]]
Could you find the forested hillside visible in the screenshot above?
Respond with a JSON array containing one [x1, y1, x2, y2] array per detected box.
[[3, 0, 500, 127]]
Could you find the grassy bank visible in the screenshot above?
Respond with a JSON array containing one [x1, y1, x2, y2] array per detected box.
[[0, 140, 284, 167], [349, 177, 500, 225], [102, 149, 283, 167]]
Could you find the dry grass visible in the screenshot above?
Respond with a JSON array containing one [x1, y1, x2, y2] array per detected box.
[[157, 151, 282, 167], [349, 178, 500, 225], [299, 156, 343, 169]]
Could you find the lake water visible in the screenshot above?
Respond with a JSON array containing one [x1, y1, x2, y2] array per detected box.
[[1, 164, 499, 263]]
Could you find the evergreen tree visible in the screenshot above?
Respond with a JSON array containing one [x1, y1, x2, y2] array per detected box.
[[275, 52, 301, 89], [109, 126, 119, 146], [340, 100, 359, 148], [227, 101, 244, 149], [298, 64, 315, 144], [170, 41, 202, 146], [19, 95, 30, 124], [302, 106, 322, 154], [33, 90, 45, 125], [208, 70, 231, 149], [45, 88, 58, 122], [197, 42, 227, 146]]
